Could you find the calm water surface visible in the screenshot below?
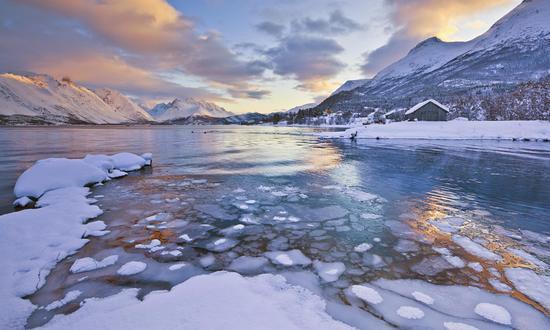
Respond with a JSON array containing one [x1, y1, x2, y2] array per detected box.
[[0, 126, 549, 328]]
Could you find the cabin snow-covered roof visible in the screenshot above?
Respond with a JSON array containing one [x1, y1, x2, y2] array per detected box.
[[405, 99, 449, 115]]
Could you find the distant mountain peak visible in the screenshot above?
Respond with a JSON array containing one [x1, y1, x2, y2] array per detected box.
[[147, 97, 233, 122]]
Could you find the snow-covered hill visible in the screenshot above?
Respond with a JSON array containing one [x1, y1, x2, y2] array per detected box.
[[316, 0, 550, 118], [0, 73, 153, 124], [148, 98, 234, 122]]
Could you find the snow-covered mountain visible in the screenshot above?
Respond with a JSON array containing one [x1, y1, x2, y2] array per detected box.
[[321, 0, 550, 118], [148, 98, 234, 122], [0, 73, 153, 124], [94, 88, 153, 122]]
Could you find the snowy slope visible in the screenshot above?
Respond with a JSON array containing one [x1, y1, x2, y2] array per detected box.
[[331, 79, 370, 96], [471, 0, 550, 49], [375, 38, 473, 80], [0, 73, 151, 124], [94, 88, 153, 122], [148, 98, 233, 122]]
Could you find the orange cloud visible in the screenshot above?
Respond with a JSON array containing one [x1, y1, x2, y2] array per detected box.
[[388, 0, 516, 40], [22, 0, 189, 52]]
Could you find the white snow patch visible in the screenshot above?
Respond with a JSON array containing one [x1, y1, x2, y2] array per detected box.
[[168, 263, 186, 271], [443, 322, 480, 330], [70, 255, 118, 273], [117, 261, 147, 276], [44, 290, 82, 311], [396, 306, 425, 319], [504, 267, 550, 310], [411, 291, 434, 305], [354, 243, 373, 252], [351, 285, 383, 304], [313, 261, 345, 282], [467, 262, 483, 272], [474, 303, 511, 325], [265, 250, 312, 266]]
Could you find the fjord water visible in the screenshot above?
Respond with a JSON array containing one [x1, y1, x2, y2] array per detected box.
[[1, 126, 549, 226], [0, 126, 549, 327]]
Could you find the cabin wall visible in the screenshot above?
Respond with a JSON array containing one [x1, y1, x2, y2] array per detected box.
[[406, 103, 448, 121]]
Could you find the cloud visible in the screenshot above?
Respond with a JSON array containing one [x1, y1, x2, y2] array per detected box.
[[8, 0, 266, 97], [361, 0, 516, 76], [291, 10, 364, 35], [257, 10, 360, 92], [228, 88, 271, 99], [265, 36, 345, 91], [256, 22, 285, 37]]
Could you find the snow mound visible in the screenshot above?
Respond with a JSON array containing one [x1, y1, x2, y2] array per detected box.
[[43, 272, 353, 330], [14, 152, 150, 199], [14, 159, 107, 199]]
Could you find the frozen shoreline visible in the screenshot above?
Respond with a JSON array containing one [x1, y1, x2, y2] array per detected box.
[[319, 120, 550, 140]]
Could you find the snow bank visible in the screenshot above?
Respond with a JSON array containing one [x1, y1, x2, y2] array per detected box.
[[14, 152, 151, 199], [44, 272, 353, 330], [0, 187, 102, 328], [0, 152, 151, 328], [320, 120, 550, 140]]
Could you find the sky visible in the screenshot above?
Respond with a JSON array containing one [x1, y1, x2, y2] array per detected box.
[[0, 0, 522, 113]]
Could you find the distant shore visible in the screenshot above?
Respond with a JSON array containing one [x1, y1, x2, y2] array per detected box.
[[319, 120, 550, 141]]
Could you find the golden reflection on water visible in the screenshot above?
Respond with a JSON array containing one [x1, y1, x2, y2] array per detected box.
[[406, 187, 549, 314]]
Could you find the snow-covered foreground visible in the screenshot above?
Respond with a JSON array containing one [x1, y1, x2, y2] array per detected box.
[[43, 272, 352, 330], [320, 120, 550, 140], [0, 152, 151, 328]]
